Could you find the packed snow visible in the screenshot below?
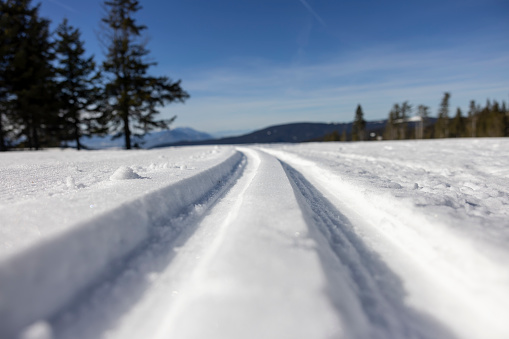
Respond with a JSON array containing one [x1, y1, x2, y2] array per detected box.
[[0, 139, 508, 339]]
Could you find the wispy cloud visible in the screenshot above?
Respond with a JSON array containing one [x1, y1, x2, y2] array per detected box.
[[49, 0, 77, 13], [298, 0, 325, 26], [165, 45, 509, 133]]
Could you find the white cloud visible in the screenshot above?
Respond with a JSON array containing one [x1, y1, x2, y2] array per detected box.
[[163, 45, 509, 133]]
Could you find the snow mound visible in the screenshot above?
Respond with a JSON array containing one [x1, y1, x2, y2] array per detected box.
[[19, 321, 53, 339], [110, 166, 142, 180]]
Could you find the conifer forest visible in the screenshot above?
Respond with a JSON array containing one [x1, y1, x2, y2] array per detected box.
[[0, 0, 189, 151]]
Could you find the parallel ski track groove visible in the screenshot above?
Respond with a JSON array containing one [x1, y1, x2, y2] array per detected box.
[[3, 152, 247, 338], [280, 160, 456, 339], [51, 153, 249, 339]]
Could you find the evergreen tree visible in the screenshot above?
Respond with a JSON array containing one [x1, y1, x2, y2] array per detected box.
[[0, 97, 10, 151], [352, 104, 366, 141], [100, 0, 189, 149], [416, 104, 429, 139], [450, 107, 466, 138], [434, 92, 450, 138], [340, 127, 347, 141], [383, 104, 399, 140], [0, 0, 15, 151], [502, 101, 509, 137], [399, 101, 411, 139], [467, 100, 478, 137], [485, 99, 491, 111], [0, 52, 8, 150], [323, 130, 340, 142], [0, 0, 57, 150], [477, 101, 504, 137], [491, 101, 504, 137], [55, 18, 102, 150]]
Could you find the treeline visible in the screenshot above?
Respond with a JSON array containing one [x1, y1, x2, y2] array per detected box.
[[326, 92, 509, 141], [0, 0, 188, 151]]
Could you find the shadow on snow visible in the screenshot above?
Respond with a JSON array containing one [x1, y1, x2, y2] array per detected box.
[[49, 156, 247, 339], [282, 162, 457, 339]]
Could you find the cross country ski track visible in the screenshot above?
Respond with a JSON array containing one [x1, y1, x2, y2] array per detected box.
[[2, 144, 509, 339]]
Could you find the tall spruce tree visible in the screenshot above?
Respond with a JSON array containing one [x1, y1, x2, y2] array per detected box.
[[100, 0, 189, 149], [450, 107, 465, 138], [477, 101, 505, 137], [502, 101, 509, 137], [467, 100, 478, 137], [352, 104, 366, 141], [0, 0, 57, 150], [55, 19, 102, 150], [0, 31, 8, 151], [434, 92, 450, 138], [0, 0, 17, 151]]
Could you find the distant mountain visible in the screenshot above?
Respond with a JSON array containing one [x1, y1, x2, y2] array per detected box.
[[152, 121, 388, 148], [211, 129, 254, 139], [75, 127, 213, 149], [142, 128, 213, 148]]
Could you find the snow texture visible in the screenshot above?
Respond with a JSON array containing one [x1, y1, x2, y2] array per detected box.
[[0, 139, 508, 339], [109, 166, 142, 180]]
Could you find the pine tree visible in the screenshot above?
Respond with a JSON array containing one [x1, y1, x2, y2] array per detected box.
[[55, 19, 102, 150], [0, 0, 57, 150], [486, 101, 504, 137], [323, 130, 340, 142], [0, 47, 8, 150], [383, 104, 399, 140], [399, 101, 411, 139], [340, 127, 347, 141], [467, 100, 478, 137], [450, 107, 465, 138], [434, 92, 450, 138], [100, 0, 189, 149], [0, 0, 15, 151], [352, 104, 366, 141], [502, 101, 509, 137], [416, 104, 429, 139]]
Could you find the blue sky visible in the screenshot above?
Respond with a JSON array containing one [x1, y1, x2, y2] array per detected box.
[[39, 0, 509, 134]]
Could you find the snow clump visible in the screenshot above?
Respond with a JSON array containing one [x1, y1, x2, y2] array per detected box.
[[110, 166, 142, 181], [19, 321, 53, 339]]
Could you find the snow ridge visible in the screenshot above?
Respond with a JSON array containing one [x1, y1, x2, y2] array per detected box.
[[281, 161, 456, 339], [0, 150, 244, 337], [264, 146, 509, 339]]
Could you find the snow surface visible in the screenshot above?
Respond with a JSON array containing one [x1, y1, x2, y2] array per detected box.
[[0, 139, 508, 339]]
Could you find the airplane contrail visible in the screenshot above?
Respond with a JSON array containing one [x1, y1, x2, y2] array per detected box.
[[298, 0, 326, 26], [49, 0, 78, 14]]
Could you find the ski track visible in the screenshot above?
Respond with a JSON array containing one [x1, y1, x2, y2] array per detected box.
[[280, 161, 456, 339], [1, 142, 508, 339]]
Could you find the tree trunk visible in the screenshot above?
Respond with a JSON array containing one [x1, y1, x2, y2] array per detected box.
[[32, 124, 40, 150], [75, 125, 81, 151], [0, 113, 6, 151], [123, 112, 131, 150]]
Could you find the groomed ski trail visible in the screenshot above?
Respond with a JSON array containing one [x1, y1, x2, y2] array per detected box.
[[261, 146, 509, 339], [52, 148, 456, 339], [2, 144, 508, 339]]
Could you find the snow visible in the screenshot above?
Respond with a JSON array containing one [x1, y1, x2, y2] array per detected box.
[[0, 139, 508, 339], [109, 166, 142, 180], [18, 321, 53, 339]]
